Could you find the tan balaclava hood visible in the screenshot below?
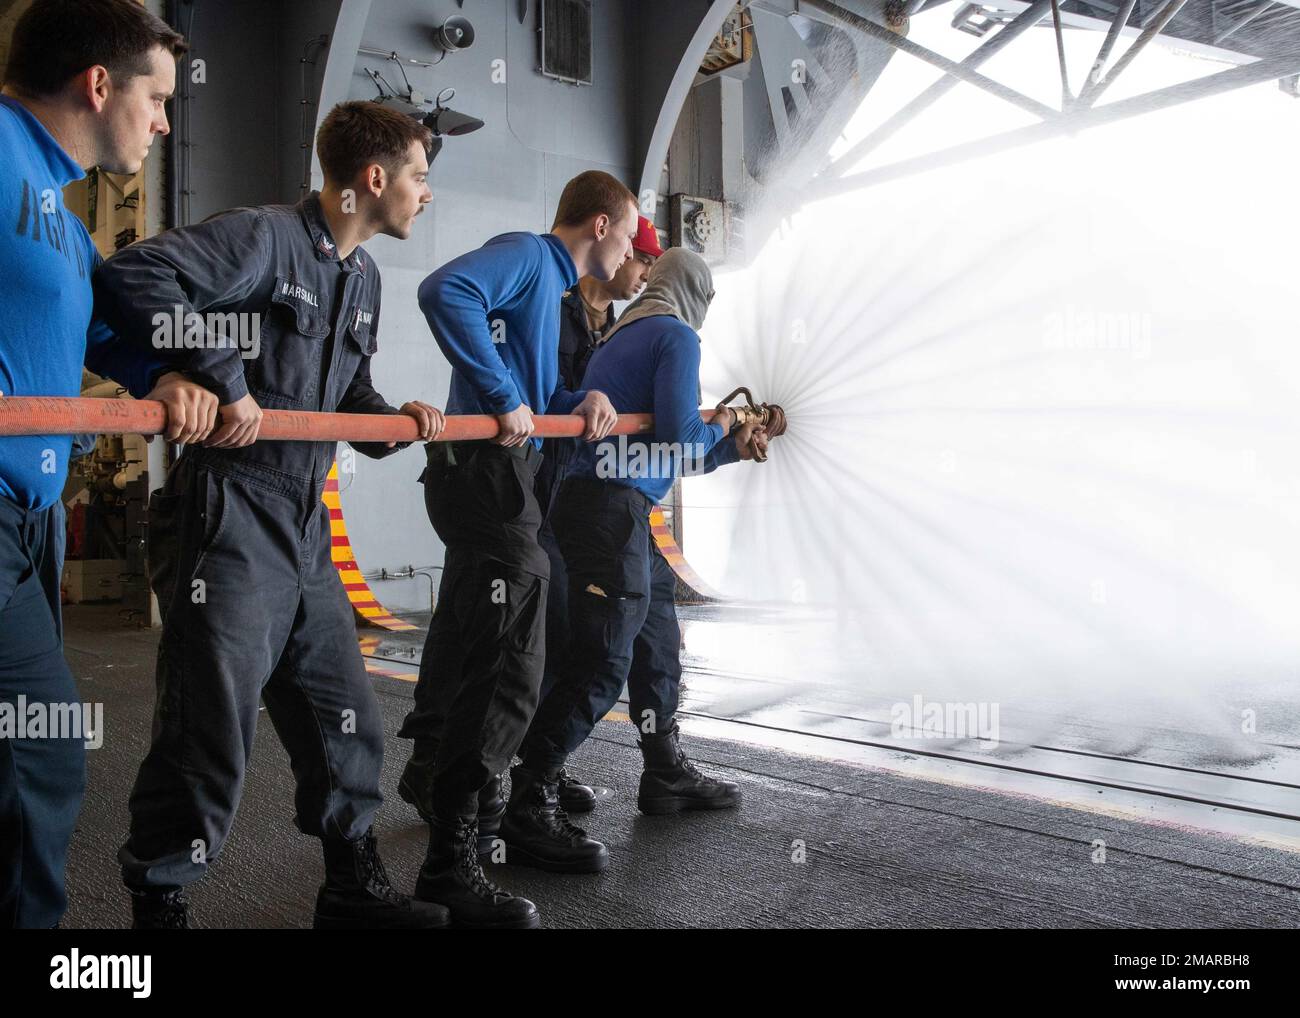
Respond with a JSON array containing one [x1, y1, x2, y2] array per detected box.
[[603, 247, 715, 342]]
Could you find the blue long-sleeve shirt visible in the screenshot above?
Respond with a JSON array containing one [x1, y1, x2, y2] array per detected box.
[[0, 96, 166, 510], [569, 314, 738, 503], [418, 232, 586, 447]]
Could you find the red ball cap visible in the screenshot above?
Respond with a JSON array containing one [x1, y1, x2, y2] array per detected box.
[[633, 215, 665, 259]]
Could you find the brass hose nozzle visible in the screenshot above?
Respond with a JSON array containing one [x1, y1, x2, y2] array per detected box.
[[715, 386, 788, 462]]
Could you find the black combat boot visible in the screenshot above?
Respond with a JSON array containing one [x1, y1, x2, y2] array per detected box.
[[313, 827, 450, 929], [638, 722, 742, 814], [556, 767, 597, 814], [129, 888, 190, 929], [414, 814, 540, 929], [496, 765, 609, 873]]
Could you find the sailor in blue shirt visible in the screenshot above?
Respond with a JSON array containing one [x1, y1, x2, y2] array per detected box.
[[0, 0, 216, 930], [519, 247, 780, 836], [399, 171, 630, 928]]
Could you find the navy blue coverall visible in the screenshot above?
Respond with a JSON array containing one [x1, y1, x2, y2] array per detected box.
[[93, 193, 408, 892]]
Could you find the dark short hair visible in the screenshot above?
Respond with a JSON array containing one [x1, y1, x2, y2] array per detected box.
[[552, 170, 637, 229], [315, 100, 434, 186], [4, 0, 188, 98]]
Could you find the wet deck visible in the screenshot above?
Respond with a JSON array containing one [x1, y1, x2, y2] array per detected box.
[[60, 604, 1300, 928]]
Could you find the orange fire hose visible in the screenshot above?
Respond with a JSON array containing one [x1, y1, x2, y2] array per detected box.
[[0, 396, 722, 441]]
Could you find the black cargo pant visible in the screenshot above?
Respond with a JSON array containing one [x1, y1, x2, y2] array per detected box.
[[398, 442, 548, 819], [534, 437, 575, 704], [520, 477, 683, 773], [119, 453, 384, 891], [0, 496, 83, 929], [537, 520, 569, 704]]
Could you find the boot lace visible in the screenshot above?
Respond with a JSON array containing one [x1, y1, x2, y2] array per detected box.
[[679, 751, 706, 778], [545, 803, 589, 843], [160, 890, 189, 929], [456, 820, 508, 902], [142, 889, 189, 929], [534, 776, 588, 842], [670, 741, 712, 783], [358, 831, 408, 908]]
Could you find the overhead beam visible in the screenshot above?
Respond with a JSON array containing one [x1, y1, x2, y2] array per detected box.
[[801, 0, 1063, 122], [811, 48, 1300, 198], [824, 0, 1055, 177], [1214, 1, 1274, 44], [1087, 0, 1139, 86], [1050, 0, 1073, 107], [1077, 0, 1189, 107]]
